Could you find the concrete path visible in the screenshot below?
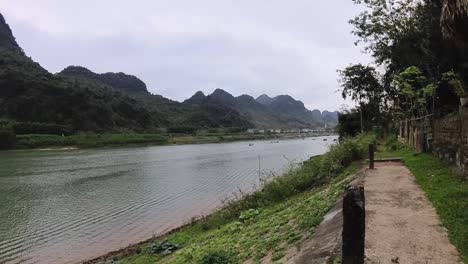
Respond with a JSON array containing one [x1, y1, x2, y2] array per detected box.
[[364, 162, 461, 264]]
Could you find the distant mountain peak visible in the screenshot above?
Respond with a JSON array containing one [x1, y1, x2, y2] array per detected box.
[[206, 89, 236, 106], [184, 91, 206, 105], [58, 66, 148, 94], [256, 94, 274, 105], [211, 88, 232, 97], [60, 66, 95, 77], [0, 12, 24, 54]]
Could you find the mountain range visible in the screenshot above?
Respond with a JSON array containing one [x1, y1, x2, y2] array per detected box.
[[0, 12, 337, 133]]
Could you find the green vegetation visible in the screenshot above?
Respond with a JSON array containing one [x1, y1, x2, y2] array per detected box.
[[0, 122, 15, 149], [338, 0, 468, 137], [15, 133, 168, 149], [104, 134, 375, 264], [168, 133, 278, 145], [377, 142, 468, 263], [9, 131, 309, 149]]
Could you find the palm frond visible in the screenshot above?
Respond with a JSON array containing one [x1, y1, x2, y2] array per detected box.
[[441, 0, 468, 39]]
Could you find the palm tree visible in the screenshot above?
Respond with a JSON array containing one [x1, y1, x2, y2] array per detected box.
[[441, 0, 468, 41]]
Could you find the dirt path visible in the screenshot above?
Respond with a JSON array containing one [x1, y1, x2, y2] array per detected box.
[[364, 162, 461, 264]]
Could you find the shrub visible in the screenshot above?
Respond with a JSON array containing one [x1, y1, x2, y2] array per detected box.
[[148, 240, 180, 255], [385, 135, 404, 151], [13, 122, 74, 135], [238, 209, 260, 223], [199, 250, 236, 264], [0, 124, 16, 149], [168, 126, 198, 134]]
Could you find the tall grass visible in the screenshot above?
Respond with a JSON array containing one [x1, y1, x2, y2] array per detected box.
[[201, 133, 376, 229]]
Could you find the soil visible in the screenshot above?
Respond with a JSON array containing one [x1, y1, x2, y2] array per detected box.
[[364, 162, 462, 264]]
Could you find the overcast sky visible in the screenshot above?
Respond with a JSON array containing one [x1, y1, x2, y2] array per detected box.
[[1, 0, 370, 111]]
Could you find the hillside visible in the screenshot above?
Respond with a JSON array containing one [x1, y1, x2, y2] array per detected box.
[[58, 66, 149, 94], [183, 89, 338, 129], [0, 12, 336, 133]]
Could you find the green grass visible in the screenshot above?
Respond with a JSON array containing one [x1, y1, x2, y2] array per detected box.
[[13, 132, 305, 149], [376, 143, 468, 263], [168, 134, 268, 145], [106, 134, 376, 264], [15, 133, 168, 148], [121, 164, 360, 264]]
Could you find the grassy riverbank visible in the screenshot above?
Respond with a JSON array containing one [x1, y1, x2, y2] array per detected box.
[[376, 141, 468, 263], [15, 133, 168, 149], [12, 132, 323, 149], [87, 134, 375, 264]]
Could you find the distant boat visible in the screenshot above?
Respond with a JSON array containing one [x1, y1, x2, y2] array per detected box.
[[323, 139, 328, 141], [249, 143, 254, 146], [270, 141, 279, 143]]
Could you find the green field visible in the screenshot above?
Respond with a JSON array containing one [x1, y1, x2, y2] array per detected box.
[[15, 133, 168, 149], [11, 132, 308, 149]]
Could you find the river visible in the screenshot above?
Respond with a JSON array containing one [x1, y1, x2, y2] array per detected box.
[[0, 136, 336, 263]]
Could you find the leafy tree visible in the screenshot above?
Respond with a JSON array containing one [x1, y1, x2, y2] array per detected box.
[[338, 64, 384, 132], [441, 69, 465, 97], [392, 66, 436, 119], [348, 0, 467, 116], [339, 64, 383, 104]]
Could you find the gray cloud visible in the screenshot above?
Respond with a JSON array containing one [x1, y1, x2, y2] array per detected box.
[[1, 0, 370, 110]]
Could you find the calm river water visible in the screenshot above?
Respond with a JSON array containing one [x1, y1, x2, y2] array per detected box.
[[0, 136, 336, 264]]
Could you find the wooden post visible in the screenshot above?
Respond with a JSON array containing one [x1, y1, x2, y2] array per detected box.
[[342, 184, 365, 264], [369, 144, 374, 169]]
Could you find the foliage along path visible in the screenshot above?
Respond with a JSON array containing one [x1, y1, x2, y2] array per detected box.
[[364, 161, 461, 264]]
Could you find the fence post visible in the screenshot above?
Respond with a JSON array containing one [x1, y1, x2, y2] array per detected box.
[[369, 144, 374, 169], [342, 184, 365, 264]]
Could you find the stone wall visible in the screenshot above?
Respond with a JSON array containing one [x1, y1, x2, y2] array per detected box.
[[428, 110, 468, 178], [399, 110, 468, 178], [432, 112, 461, 165]]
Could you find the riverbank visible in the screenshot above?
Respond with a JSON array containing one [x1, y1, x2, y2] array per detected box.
[[11, 132, 333, 150], [376, 140, 468, 263], [84, 134, 375, 264]]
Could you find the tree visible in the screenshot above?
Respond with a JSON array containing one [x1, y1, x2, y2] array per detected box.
[[338, 64, 384, 133], [392, 66, 436, 119], [339, 64, 383, 103], [348, 0, 465, 114], [349, 0, 459, 86], [441, 0, 468, 42]]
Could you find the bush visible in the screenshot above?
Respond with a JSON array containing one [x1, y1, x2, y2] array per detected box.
[[385, 135, 405, 151], [199, 250, 236, 264], [147, 240, 180, 255], [0, 125, 16, 149], [168, 126, 198, 134], [13, 122, 74, 135]]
